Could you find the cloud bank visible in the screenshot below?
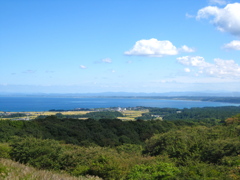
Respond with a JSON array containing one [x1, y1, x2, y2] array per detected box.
[[124, 38, 194, 57], [223, 40, 240, 50], [177, 56, 240, 79], [197, 3, 240, 36]]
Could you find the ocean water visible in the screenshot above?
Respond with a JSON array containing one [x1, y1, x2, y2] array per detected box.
[[0, 97, 239, 112]]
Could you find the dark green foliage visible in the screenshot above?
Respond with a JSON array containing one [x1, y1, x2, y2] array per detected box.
[[37, 111, 124, 120], [0, 113, 26, 118], [82, 111, 124, 120], [10, 137, 64, 170], [163, 106, 240, 122], [136, 106, 240, 124], [1, 107, 240, 179], [177, 162, 231, 180], [201, 138, 240, 164], [144, 124, 240, 165], [0, 117, 183, 146], [116, 144, 143, 155], [9, 138, 137, 179]]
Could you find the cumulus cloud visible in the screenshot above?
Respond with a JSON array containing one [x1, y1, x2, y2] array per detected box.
[[223, 40, 240, 50], [102, 58, 112, 63], [177, 56, 240, 78], [196, 3, 240, 36], [177, 56, 211, 68], [179, 45, 195, 53], [80, 65, 87, 69], [124, 38, 194, 57]]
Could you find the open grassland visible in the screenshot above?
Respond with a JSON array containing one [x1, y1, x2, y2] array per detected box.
[[121, 110, 147, 120], [0, 158, 102, 180], [1, 111, 90, 120], [116, 110, 147, 121], [1, 109, 146, 121]]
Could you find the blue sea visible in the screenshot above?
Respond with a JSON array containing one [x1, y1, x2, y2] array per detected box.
[[0, 97, 239, 112]]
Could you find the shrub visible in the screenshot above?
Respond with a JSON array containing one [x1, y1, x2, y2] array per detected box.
[[127, 161, 179, 180], [0, 143, 11, 158], [10, 137, 64, 170]]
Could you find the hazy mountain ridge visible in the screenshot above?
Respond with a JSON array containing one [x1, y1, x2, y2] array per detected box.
[[1, 91, 240, 97]]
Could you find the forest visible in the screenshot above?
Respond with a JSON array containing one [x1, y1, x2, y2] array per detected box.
[[0, 106, 240, 179]]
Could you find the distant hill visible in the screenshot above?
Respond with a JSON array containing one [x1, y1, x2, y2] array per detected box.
[[1, 91, 240, 97]]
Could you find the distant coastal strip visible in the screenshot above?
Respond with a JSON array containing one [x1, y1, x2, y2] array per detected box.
[[74, 96, 240, 104], [0, 96, 240, 112]]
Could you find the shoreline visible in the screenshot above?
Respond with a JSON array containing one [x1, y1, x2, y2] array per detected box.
[[1, 96, 240, 112]]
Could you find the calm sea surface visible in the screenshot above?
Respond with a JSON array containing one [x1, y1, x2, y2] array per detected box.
[[0, 97, 240, 112]]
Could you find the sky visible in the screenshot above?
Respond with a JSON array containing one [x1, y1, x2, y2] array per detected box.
[[1, 0, 240, 94]]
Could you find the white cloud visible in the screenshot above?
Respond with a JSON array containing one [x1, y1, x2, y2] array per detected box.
[[184, 68, 191, 73], [209, 0, 227, 5], [197, 3, 240, 36], [124, 38, 194, 57], [125, 38, 178, 57], [102, 58, 112, 63], [80, 65, 87, 69], [177, 56, 211, 68], [177, 56, 240, 79], [180, 45, 195, 53], [223, 40, 240, 50]]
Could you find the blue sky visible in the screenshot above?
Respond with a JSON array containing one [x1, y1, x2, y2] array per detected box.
[[1, 0, 240, 93]]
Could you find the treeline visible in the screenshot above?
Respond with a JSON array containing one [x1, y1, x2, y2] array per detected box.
[[151, 96, 240, 104], [196, 97, 240, 103], [137, 106, 240, 124], [163, 106, 240, 121], [0, 112, 27, 118], [37, 111, 124, 120], [0, 114, 239, 179], [0, 116, 192, 146]]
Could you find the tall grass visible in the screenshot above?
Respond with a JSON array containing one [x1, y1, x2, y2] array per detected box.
[[0, 158, 102, 180]]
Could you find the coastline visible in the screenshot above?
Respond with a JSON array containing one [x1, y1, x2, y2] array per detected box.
[[0, 96, 240, 112]]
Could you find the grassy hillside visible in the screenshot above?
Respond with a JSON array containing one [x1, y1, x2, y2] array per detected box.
[[0, 107, 239, 179], [0, 158, 102, 180]]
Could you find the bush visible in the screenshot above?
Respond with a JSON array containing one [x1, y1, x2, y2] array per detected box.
[[0, 143, 11, 158], [201, 138, 240, 164], [127, 161, 179, 180], [10, 137, 64, 170], [177, 162, 231, 180]]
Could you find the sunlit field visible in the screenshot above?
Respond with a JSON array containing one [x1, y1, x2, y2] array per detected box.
[[1, 109, 147, 121], [0, 111, 90, 120]]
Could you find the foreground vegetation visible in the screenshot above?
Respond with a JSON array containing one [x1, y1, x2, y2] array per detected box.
[[0, 158, 102, 180], [0, 106, 240, 179]]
